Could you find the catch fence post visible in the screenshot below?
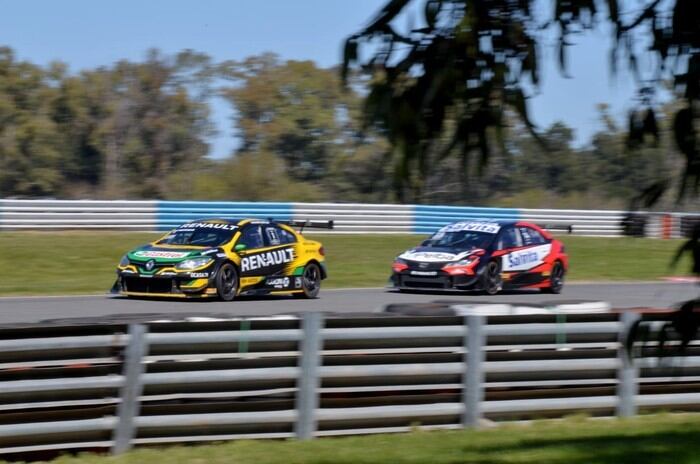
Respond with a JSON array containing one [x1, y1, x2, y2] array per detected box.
[[112, 324, 148, 454], [617, 311, 640, 417], [296, 311, 323, 440], [462, 315, 486, 427]]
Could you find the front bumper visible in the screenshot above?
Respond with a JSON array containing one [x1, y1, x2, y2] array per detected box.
[[390, 270, 480, 291], [113, 271, 214, 298]]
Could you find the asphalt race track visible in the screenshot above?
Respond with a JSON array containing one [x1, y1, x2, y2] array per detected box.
[[0, 282, 696, 325]]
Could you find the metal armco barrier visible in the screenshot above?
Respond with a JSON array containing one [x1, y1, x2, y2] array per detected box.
[[0, 199, 692, 237], [292, 203, 413, 233], [0, 199, 158, 229], [0, 309, 697, 455]]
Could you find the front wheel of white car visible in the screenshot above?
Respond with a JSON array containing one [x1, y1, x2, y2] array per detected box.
[[482, 260, 503, 295]]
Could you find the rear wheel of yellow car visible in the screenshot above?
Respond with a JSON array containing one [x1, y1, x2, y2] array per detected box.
[[216, 263, 238, 301], [294, 263, 321, 299]]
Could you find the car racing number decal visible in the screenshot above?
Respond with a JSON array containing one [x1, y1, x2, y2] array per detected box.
[[240, 247, 295, 276], [501, 244, 552, 272]]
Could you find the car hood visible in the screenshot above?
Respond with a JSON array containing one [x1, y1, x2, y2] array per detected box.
[[127, 245, 221, 264], [398, 246, 480, 263]]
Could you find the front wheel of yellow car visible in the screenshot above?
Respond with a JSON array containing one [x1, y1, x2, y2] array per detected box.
[[294, 262, 321, 299], [216, 263, 238, 301]]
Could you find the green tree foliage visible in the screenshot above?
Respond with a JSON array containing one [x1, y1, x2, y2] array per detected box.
[[0, 48, 64, 196], [343, 0, 700, 204], [221, 54, 344, 182], [219, 54, 392, 201], [169, 151, 325, 202], [55, 49, 213, 198], [0, 48, 213, 199]]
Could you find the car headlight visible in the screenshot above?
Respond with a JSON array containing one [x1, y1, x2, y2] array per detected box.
[[394, 257, 408, 265], [119, 255, 130, 267], [176, 257, 213, 271], [452, 256, 478, 266]]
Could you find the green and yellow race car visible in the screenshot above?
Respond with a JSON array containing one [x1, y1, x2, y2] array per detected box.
[[112, 218, 332, 300]]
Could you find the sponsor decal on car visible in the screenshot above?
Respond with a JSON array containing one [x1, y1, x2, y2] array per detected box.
[[241, 248, 295, 272], [266, 277, 291, 289], [189, 272, 209, 278], [439, 221, 501, 234], [502, 244, 552, 271], [400, 251, 457, 262], [134, 251, 191, 259], [410, 270, 438, 276], [178, 222, 238, 231]]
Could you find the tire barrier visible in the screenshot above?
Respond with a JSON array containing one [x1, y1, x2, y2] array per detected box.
[[621, 212, 648, 237], [0, 308, 698, 456], [680, 215, 700, 239]]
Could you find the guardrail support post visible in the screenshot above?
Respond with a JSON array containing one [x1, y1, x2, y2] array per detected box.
[[112, 324, 148, 454], [617, 311, 640, 417], [463, 315, 485, 428], [296, 311, 323, 440]]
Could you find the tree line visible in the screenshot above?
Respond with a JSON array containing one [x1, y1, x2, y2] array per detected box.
[[0, 46, 684, 209]]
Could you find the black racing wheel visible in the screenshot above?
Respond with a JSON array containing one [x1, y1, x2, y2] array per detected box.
[[542, 261, 565, 294], [216, 263, 238, 301], [294, 262, 321, 299], [483, 260, 503, 295]]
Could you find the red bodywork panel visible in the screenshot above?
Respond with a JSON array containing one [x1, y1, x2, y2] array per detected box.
[[500, 222, 568, 289]]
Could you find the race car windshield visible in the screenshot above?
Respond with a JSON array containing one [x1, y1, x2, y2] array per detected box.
[[157, 228, 235, 247], [422, 231, 494, 251]]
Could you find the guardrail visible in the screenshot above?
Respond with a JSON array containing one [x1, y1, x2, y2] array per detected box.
[[0, 309, 697, 456], [0, 199, 693, 237]]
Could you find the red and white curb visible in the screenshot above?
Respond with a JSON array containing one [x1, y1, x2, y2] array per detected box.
[[662, 276, 700, 283]]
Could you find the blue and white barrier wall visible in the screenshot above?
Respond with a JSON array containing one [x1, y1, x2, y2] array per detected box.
[[0, 199, 158, 229], [0, 199, 688, 237], [413, 205, 520, 234], [157, 201, 293, 231]]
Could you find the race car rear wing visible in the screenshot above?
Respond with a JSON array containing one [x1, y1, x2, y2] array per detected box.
[[275, 219, 335, 233], [539, 224, 574, 234]]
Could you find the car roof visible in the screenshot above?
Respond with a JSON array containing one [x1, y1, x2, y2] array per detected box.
[[446, 219, 518, 226], [184, 218, 286, 226]]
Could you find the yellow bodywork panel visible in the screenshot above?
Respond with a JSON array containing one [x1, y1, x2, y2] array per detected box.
[[118, 220, 326, 298]]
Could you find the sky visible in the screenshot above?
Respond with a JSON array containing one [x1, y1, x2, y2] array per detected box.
[[0, 0, 644, 159]]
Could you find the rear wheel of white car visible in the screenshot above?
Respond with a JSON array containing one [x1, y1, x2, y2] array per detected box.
[[483, 260, 503, 295], [294, 263, 321, 299], [216, 263, 238, 301]]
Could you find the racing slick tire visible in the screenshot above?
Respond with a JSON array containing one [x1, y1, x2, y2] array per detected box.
[[541, 261, 565, 294], [294, 262, 321, 299], [482, 260, 503, 296], [216, 263, 239, 301]]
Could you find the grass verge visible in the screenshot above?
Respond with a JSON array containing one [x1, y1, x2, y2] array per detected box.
[[0, 232, 691, 296], [24, 414, 700, 464]]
